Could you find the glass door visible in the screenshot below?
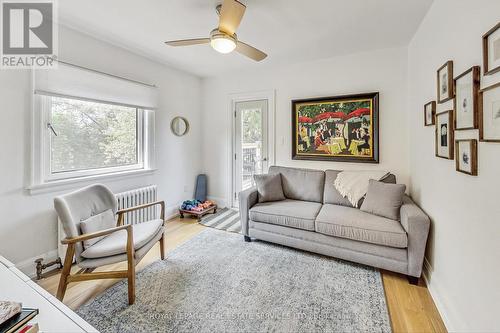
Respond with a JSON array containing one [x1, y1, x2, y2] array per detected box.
[[233, 99, 268, 207]]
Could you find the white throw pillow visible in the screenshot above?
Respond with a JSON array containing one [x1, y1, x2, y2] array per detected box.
[[80, 209, 116, 248]]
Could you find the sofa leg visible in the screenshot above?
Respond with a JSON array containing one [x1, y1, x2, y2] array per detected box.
[[244, 236, 251, 242], [408, 276, 419, 285]]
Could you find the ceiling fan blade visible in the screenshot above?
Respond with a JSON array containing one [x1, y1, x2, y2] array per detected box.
[[236, 41, 267, 62], [165, 38, 210, 47], [218, 0, 246, 35]]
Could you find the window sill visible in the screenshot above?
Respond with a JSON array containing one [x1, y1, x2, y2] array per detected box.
[[26, 168, 157, 195]]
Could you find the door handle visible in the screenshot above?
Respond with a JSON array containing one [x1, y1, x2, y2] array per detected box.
[[262, 158, 268, 161]]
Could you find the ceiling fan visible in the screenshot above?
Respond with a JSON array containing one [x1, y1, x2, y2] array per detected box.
[[165, 0, 267, 62]]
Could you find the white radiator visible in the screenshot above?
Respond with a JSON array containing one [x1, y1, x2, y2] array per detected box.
[[115, 185, 158, 225], [58, 185, 158, 261]]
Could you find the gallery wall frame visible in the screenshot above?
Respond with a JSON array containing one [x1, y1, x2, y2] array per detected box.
[[453, 66, 480, 131], [435, 110, 454, 159], [424, 101, 436, 126], [437, 61, 454, 104], [479, 82, 500, 142], [482, 22, 500, 76], [455, 139, 478, 176]]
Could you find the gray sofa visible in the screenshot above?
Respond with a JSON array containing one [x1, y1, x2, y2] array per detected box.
[[239, 166, 430, 283]]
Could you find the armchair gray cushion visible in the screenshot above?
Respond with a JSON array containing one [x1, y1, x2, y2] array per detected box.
[[80, 209, 116, 248], [254, 173, 285, 203], [360, 180, 406, 221], [81, 219, 163, 259], [54, 184, 117, 263]]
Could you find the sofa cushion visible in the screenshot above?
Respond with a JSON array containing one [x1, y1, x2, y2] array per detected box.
[[81, 219, 163, 259], [323, 170, 397, 207], [254, 173, 286, 203], [269, 166, 325, 203], [360, 180, 406, 221], [315, 204, 407, 248], [249, 199, 322, 231]]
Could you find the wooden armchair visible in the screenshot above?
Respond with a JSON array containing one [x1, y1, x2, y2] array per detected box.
[[54, 184, 166, 305]]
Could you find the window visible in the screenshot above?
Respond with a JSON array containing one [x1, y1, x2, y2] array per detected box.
[[30, 62, 157, 192], [49, 96, 141, 175], [38, 94, 151, 182]]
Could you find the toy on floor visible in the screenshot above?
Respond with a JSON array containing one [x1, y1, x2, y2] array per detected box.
[[180, 199, 216, 212]]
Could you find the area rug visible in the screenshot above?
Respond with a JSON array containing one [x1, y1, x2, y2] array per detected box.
[[76, 228, 391, 333], [199, 207, 241, 233]]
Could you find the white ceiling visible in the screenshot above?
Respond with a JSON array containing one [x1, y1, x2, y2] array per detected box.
[[58, 0, 433, 78]]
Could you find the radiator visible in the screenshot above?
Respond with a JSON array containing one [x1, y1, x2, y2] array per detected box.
[[58, 185, 158, 261], [115, 185, 158, 225]]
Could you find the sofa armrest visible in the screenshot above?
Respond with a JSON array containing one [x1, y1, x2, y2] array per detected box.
[[238, 187, 258, 236], [400, 195, 430, 278]]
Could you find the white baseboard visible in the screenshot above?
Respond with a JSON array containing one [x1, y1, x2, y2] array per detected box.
[[15, 249, 59, 279], [422, 257, 464, 332]]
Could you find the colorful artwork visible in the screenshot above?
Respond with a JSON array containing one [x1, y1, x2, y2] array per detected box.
[[292, 93, 379, 163]]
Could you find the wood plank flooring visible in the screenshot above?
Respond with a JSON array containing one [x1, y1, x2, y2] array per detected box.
[[37, 217, 446, 333]]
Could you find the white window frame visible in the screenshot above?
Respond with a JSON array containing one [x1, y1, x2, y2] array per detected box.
[[29, 91, 156, 194]]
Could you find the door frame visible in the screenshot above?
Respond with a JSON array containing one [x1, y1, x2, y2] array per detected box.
[[227, 90, 276, 208]]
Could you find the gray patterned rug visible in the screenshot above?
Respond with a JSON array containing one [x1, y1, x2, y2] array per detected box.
[[199, 208, 241, 233], [76, 228, 391, 333]]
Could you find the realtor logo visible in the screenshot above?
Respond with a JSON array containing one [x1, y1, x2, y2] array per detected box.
[[1, 0, 57, 68]]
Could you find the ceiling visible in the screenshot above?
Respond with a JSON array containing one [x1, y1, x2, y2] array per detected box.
[[58, 0, 433, 78]]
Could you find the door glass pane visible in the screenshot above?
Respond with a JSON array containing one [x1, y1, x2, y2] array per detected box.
[[241, 107, 262, 191]]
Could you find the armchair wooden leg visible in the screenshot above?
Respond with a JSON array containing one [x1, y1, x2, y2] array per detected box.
[[126, 227, 136, 305], [56, 244, 75, 301], [159, 233, 166, 260]]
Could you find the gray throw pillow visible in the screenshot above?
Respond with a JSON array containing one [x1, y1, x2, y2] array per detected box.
[[360, 180, 406, 221], [80, 209, 116, 248], [254, 173, 286, 203]]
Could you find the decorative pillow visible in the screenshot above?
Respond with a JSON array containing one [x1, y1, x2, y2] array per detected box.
[[360, 180, 406, 221], [80, 209, 116, 248], [254, 173, 286, 203]]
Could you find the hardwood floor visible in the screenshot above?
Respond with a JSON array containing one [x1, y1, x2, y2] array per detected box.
[[37, 217, 446, 333]]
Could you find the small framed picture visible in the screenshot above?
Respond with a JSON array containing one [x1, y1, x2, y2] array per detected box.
[[454, 66, 480, 130], [435, 110, 454, 159], [455, 139, 478, 176], [437, 61, 454, 104], [479, 82, 500, 142], [483, 22, 500, 76], [424, 101, 436, 126]]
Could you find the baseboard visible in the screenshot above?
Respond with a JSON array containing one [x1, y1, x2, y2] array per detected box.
[[422, 257, 464, 332], [15, 249, 59, 279]]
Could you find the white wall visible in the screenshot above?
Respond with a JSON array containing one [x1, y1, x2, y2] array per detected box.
[[0, 26, 203, 275], [201, 47, 410, 206], [408, 0, 500, 331]]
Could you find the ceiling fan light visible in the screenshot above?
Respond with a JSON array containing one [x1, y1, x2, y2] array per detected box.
[[210, 35, 236, 54]]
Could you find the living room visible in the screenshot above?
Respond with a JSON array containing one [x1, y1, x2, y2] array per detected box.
[[0, 0, 498, 332]]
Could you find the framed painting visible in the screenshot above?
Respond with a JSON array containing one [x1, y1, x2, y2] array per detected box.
[[455, 139, 478, 176], [483, 22, 500, 76], [479, 82, 500, 142], [437, 61, 454, 104], [454, 66, 480, 130], [424, 101, 436, 126], [435, 110, 454, 159], [291, 92, 379, 163]]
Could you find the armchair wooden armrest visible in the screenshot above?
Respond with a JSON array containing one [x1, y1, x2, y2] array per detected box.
[[61, 224, 132, 245], [116, 200, 165, 226]]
